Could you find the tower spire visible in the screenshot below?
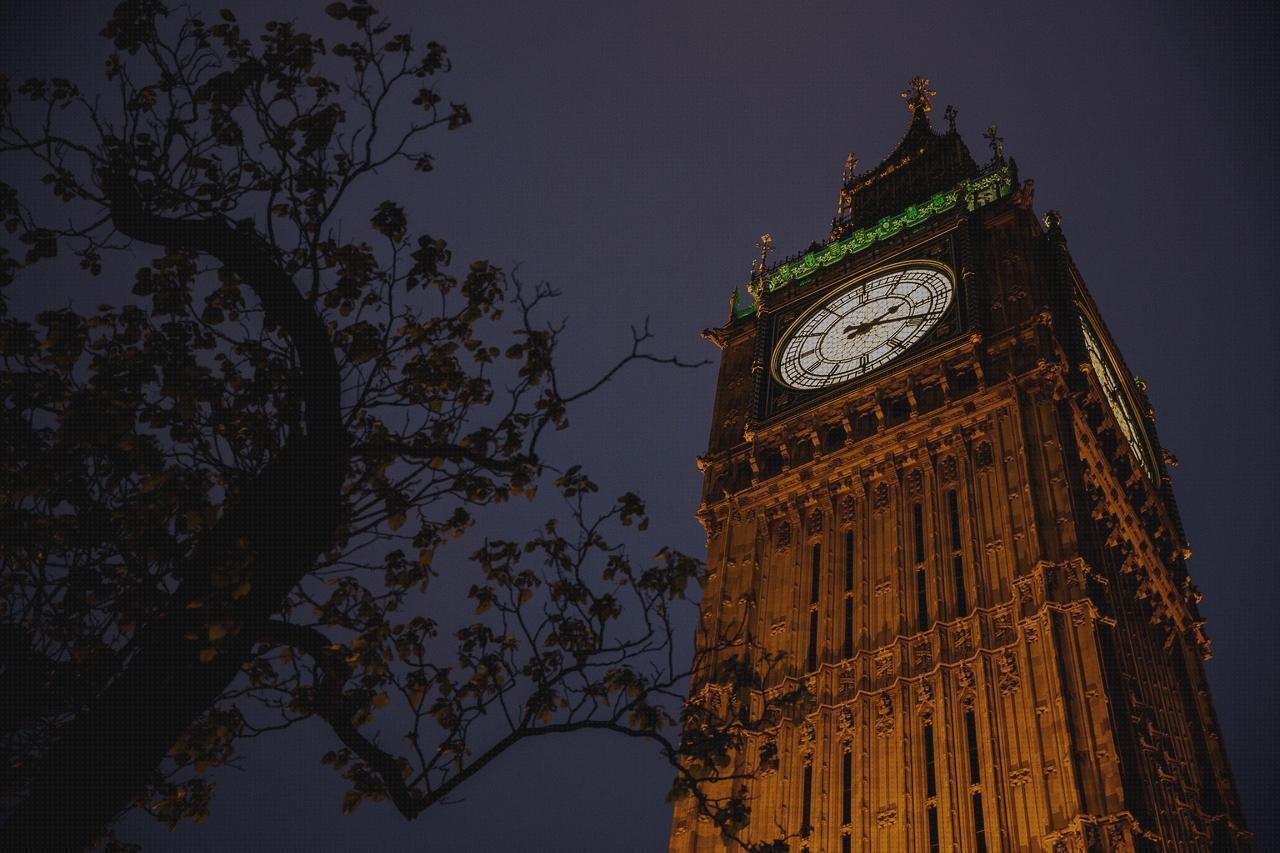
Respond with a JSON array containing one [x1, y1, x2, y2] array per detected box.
[[829, 77, 978, 241]]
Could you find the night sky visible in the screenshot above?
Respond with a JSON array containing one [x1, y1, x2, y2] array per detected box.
[[3, 1, 1278, 850]]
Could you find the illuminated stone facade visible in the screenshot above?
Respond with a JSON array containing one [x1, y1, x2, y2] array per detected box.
[[669, 89, 1250, 852]]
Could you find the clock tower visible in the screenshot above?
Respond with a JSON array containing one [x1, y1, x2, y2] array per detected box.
[[669, 80, 1250, 852]]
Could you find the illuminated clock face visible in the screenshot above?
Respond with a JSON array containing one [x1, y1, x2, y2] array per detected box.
[[773, 265, 953, 390], [1080, 318, 1152, 479]]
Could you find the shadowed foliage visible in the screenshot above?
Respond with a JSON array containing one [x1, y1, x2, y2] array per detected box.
[[0, 2, 802, 849]]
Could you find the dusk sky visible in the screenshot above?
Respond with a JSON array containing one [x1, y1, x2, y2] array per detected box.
[[3, 1, 1277, 850]]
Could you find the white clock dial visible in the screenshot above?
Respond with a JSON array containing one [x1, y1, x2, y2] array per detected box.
[[1080, 318, 1152, 479], [773, 265, 953, 390]]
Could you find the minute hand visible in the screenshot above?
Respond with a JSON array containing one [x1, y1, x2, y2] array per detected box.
[[844, 309, 939, 338]]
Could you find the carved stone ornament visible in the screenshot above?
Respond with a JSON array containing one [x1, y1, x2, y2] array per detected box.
[[913, 640, 933, 670], [905, 468, 924, 497], [952, 625, 974, 657], [840, 493, 856, 524], [807, 508, 823, 536], [874, 693, 895, 737], [993, 609, 1015, 644], [975, 440, 995, 472], [707, 512, 726, 538], [875, 804, 898, 828], [799, 720, 817, 749], [958, 663, 977, 690], [998, 649, 1021, 694], [775, 519, 791, 552], [940, 454, 958, 483], [874, 651, 895, 681], [838, 669, 857, 700], [872, 481, 891, 512], [917, 680, 936, 723], [837, 705, 856, 734]]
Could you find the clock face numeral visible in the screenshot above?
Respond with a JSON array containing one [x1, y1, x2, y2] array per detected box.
[[773, 265, 954, 390], [1080, 318, 1152, 479]]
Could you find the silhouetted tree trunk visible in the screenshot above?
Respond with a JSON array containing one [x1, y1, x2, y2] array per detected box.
[[0, 184, 346, 851]]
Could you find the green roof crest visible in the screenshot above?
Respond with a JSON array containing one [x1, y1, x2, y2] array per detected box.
[[732, 164, 1013, 320]]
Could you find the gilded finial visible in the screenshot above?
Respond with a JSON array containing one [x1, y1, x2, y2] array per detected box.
[[835, 153, 859, 222], [842, 152, 859, 182], [747, 233, 774, 301], [756, 233, 773, 267], [983, 124, 1005, 159], [900, 76, 937, 113]]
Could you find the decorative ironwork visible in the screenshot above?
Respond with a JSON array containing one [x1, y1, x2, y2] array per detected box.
[[835, 152, 859, 222], [758, 164, 1013, 295], [900, 75, 937, 113], [983, 124, 1005, 160], [747, 233, 774, 303], [843, 152, 859, 180]]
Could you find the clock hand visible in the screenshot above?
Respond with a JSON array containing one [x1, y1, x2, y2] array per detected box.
[[842, 308, 939, 339], [869, 309, 939, 328], [842, 303, 900, 337]]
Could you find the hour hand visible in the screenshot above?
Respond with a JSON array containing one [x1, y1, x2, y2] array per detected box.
[[842, 304, 900, 338]]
